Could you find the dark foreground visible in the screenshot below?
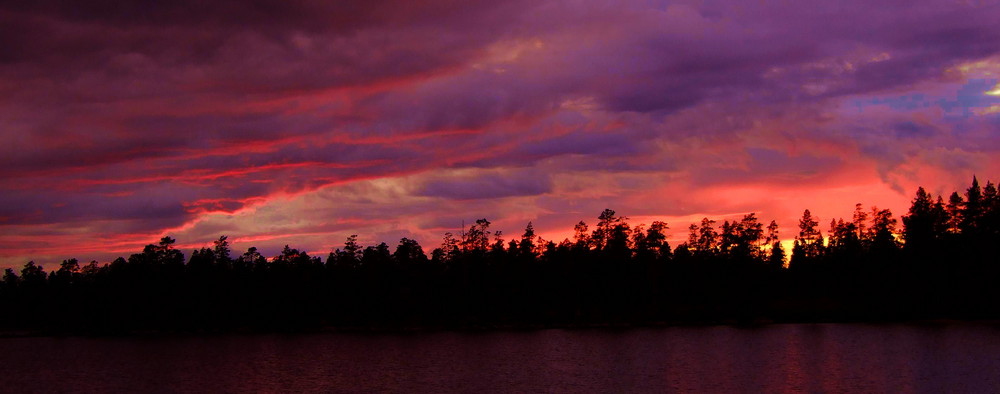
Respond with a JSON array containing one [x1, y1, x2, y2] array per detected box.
[[1, 177, 997, 336], [1, 236, 998, 336]]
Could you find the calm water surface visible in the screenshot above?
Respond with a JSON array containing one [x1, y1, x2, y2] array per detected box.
[[2, 323, 999, 393]]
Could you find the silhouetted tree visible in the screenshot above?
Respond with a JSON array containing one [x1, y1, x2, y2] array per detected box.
[[80, 260, 101, 277], [273, 245, 319, 267], [731, 213, 764, 262], [236, 246, 266, 270], [827, 218, 860, 256], [2, 268, 18, 288], [982, 181, 1000, 239], [592, 209, 626, 251], [361, 242, 392, 268], [768, 241, 786, 270], [519, 222, 536, 259], [764, 220, 785, 269], [635, 221, 671, 262], [490, 231, 507, 256], [961, 176, 985, 238], [462, 218, 492, 253], [903, 187, 945, 248], [393, 238, 428, 265], [946, 192, 964, 235], [852, 203, 868, 239], [790, 209, 823, 270], [329, 235, 364, 270], [573, 221, 591, 251], [58, 258, 79, 275], [213, 235, 233, 269], [187, 247, 216, 273], [50, 258, 80, 288], [689, 218, 719, 258], [867, 207, 900, 256], [603, 220, 631, 262]]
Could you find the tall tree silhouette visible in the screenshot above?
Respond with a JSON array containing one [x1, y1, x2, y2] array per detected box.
[[790, 209, 823, 270], [961, 176, 985, 237], [765, 220, 785, 269], [519, 222, 537, 260], [903, 187, 945, 248], [945, 192, 964, 235], [982, 181, 1000, 239], [573, 221, 591, 251]]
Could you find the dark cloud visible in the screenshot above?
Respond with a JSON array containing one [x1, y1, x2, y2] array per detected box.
[[893, 122, 937, 139], [524, 131, 639, 158]]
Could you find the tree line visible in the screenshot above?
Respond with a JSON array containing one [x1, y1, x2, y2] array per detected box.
[[1, 177, 997, 334]]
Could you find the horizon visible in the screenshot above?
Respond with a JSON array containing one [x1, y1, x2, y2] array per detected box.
[[1, 179, 986, 268], [2, 1, 1000, 268]]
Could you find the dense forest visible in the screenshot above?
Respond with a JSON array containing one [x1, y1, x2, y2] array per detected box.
[[1, 177, 997, 335]]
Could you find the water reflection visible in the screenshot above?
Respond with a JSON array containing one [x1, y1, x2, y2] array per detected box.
[[1, 323, 998, 393]]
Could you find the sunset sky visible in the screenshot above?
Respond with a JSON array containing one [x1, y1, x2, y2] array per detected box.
[[2, 0, 999, 268]]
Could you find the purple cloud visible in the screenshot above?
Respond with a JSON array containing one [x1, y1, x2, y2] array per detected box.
[[3, 0, 1000, 267]]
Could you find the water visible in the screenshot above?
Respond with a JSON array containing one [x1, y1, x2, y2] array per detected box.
[[2, 323, 999, 393]]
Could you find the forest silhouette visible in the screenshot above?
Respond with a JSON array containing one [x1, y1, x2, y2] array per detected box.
[[1, 177, 998, 335]]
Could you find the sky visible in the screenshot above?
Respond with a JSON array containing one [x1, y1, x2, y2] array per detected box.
[[2, 0, 1000, 268]]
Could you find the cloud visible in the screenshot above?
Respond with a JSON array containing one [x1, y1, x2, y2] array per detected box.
[[417, 169, 553, 200], [3, 0, 1000, 267]]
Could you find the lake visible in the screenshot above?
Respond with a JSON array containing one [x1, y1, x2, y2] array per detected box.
[[2, 323, 999, 393]]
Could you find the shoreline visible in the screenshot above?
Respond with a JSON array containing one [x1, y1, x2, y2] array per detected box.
[[3, 316, 997, 339]]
